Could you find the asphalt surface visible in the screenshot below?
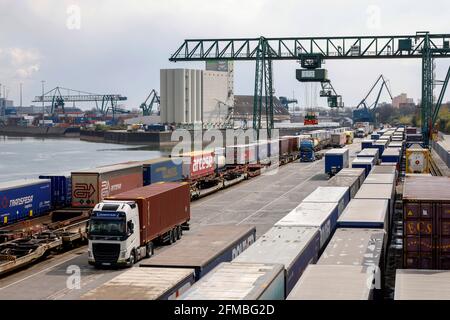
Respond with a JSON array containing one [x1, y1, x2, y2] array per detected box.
[[0, 141, 361, 300]]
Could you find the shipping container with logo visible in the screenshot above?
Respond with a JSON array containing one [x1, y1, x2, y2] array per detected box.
[[82, 267, 195, 300], [179, 262, 285, 300], [140, 225, 256, 280], [71, 163, 143, 208], [233, 226, 320, 297], [39, 174, 72, 208], [140, 157, 182, 186], [275, 202, 339, 250], [403, 176, 450, 269], [0, 179, 52, 225], [173, 150, 216, 179]]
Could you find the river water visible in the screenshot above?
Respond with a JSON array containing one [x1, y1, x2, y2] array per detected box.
[[0, 136, 162, 182]]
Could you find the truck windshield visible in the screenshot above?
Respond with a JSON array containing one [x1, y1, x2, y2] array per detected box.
[[89, 218, 126, 236]]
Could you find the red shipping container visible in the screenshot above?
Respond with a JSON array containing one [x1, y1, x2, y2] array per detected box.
[[175, 151, 215, 180], [279, 138, 290, 156], [71, 163, 143, 208], [105, 182, 190, 246]]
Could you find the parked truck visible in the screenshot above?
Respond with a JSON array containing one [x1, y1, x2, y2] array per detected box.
[[87, 182, 191, 267], [300, 139, 315, 162]]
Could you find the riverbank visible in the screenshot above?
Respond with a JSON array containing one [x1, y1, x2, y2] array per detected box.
[[0, 125, 80, 137]]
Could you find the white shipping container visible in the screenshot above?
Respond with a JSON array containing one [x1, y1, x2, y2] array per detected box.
[[302, 186, 350, 216]]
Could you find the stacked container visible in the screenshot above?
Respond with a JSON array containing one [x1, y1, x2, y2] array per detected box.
[[351, 157, 376, 177], [324, 148, 349, 176], [302, 186, 350, 216], [358, 148, 380, 164]]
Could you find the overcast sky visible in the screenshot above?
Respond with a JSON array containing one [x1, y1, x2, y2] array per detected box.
[[0, 0, 449, 109]]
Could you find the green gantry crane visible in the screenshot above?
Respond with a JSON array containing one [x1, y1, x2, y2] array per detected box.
[[169, 32, 450, 144], [140, 89, 160, 116]]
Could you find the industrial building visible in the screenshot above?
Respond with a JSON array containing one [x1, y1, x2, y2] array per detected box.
[[233, 95, 291, 125]]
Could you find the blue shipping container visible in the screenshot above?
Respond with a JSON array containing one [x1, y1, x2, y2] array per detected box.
[[39, 175, 72, 208], [142, 158, 183, 186], [325, 149, 349, 176], [352, 157, 376, 177], [0, 179, 52, 225], [361, 140, 374, 150], [371, 134, 380, 140]]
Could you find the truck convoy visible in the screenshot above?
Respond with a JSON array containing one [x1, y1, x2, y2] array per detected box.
[[87, 182, 190, 267]]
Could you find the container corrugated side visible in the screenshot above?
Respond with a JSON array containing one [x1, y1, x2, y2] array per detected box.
[[39, 175, 72, 208], [140, 225, 256, 280], [233, 226, 320, 297], [179, 262, 285, 300], [141, 158, 182, 185], [302, 186, 350, 216], [275, 202, 339, 250], [394, 269, 450, 300], [287, 265, 374, 300], [81, 267, 195, 300]]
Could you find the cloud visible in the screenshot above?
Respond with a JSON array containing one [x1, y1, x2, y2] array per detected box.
[[0, 47, 41, 80]]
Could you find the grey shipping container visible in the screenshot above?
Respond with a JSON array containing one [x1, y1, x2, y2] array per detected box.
[[233, 226, 320, 297], [364, 173, 396, 185], [81, 267, 195, 300], [371, 165, 397, 177], [358, 148, 380, 164], [326, 175, 360, 199], [318, 228, 386, 272], [338, 199, 389, 233], [302, 186, 350, 216], [394, 269, 450, 300], [287, 265, 374, 300], [355, 183, 395, 225], [336, 168, 366, 187], [140, 225, 256, 280], [275, 202, 339, 250], [179, 262, 285, 300]]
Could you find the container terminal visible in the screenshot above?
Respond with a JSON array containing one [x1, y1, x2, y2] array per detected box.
[[1, 3, 450, 304]]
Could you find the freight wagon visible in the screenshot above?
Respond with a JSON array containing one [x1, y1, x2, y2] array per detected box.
[[81, 267, 195, 300], [140, 225, 256, 280], [180, 262, 285, 300], [71, 163, 143, 208], [233, 226, 320, 297], [395, 269, 450, 300], [88, 182, 190, 267], [324, 148, 349, 176], [287, 265, 375, 300], [0, 179, 52, 225], [39, 174, 72, 208], [275, 202, 339, 250], [402, 176, 450, 269], [302, 186, 350, 216], [140, 157, 182, 185]]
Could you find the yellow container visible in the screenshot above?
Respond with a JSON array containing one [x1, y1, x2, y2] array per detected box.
[[406, 148, 430, 174], [345, 131, 354, 144]]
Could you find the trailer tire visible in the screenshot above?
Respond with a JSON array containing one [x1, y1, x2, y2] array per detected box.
[[172, 228, 177, 243], [167, 230, 174, 245], [129, 250, 136, 266], [145, 242, 154, 258], [177, 225, 182, 239]]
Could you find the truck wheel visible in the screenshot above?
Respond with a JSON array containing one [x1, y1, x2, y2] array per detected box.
[[167, 230, 174, 245], [176, 226, 182, 240], [172, 228, 177, 243], [145, 242, 154, 258], [129, 250, 136, 266]]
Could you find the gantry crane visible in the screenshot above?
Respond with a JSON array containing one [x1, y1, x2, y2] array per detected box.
[[169, 32, 450, 144], [353, 74, 393, 126], [33, 86, 127, 116], [140, 89, 160, 116]]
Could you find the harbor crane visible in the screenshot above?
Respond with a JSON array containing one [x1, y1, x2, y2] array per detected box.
[[139, 89, 160, 116], [169, 31, 450, 144], [353, 74, 393, 126], [33, 86, 127, 116]]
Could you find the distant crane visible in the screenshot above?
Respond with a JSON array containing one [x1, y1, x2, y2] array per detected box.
[[279, 96, 298, 111], [33, 86, 127, 116], [352, 75, 393, 126], [430, 66, 450, 139], [140, 89, 160, 116], [320, 80, 343, 108]]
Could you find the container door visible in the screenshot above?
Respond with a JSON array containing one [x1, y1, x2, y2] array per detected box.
[[72, 174, 99, 207]]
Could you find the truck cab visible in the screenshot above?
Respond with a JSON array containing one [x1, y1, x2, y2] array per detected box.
[[88, 201, 146, 267], [355, 128, 366, 138]]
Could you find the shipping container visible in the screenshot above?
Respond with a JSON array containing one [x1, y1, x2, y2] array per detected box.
[[371, 165, 397, 175], [140, 225, 256, 280], [394, 269, 450, 300], [406, 133, 423, 143], [71, 163, 143, 208], [355, 183, 395, 225], [302, 186, 350, 216], [233, 226, 320, 297], [287, 265, 374, 300], [81, 267, 195, 300], [331, 133, 346, 147], [281, 136, 300, 154], [361, 139, 374, 150], [389, 141, 404, 149], [391, 136, 404, 142], [326, 175, 360, 199], [225, 144, 257, 165], [338, 199, 389, 233], [214, 147, 226, 171], [336, 168, 366, 188], [173, 150, 216, 179], [403, 176, 450, 269], [103, 182, 190, 247], [39, 174, 72, 208], [352, 157, 376, 177], [255, 140, 270, 163], [406, 127, 417, 134], [372, 140, 388, 156], [275, 202, 339, 250], [371, 133, 380, 140], [381, 147, 401, 164], [364, 173, 396, 185], [179, 262, 285, 300], [140, 158, 182, 185], [0, 179, 52, 225], [324, 148, 349, 176], [358, 148, 379, 164], [406, 148, 430, 174]]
